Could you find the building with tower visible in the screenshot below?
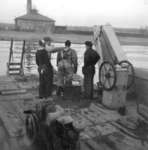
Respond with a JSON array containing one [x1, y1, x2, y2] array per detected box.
[[15, 0, 55, 33]]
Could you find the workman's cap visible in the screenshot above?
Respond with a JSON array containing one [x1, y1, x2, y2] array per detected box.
[[65, 40, 71, 47], [85, 41, 93, 47], [39, 40, 45, 47]]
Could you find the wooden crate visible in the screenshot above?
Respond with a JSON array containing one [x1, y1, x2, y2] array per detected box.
[[63, 85, 81, 101]]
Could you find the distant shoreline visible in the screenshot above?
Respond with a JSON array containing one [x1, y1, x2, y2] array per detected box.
[[0, 30, 148, 46]]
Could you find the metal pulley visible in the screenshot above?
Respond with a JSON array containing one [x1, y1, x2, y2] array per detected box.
[[99, 60, 135, 91]]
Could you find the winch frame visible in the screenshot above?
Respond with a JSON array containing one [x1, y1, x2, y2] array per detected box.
[[93, 25, 135, 91]]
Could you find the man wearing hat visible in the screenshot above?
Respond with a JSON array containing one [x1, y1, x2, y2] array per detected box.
[[82, 41, 100, 99], [41, 37, 62, 98], [38, 38, 78, 97], [36, 39, 53, 99], [56, 40, 78, 96]]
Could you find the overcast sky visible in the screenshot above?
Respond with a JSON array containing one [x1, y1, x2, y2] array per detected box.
[[1, 0, 148, 28]]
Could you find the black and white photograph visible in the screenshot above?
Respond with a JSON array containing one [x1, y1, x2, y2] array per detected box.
[[0, 0, 148, 150]]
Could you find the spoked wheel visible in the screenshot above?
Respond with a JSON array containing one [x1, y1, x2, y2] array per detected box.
[[119, 60, 135, 89], [99, 61, 117, 91]]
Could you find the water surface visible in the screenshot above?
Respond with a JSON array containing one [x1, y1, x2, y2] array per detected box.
[[0, 41, 148, 83]]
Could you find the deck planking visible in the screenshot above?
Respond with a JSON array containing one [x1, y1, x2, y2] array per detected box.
[[0, 76, 147, 150]]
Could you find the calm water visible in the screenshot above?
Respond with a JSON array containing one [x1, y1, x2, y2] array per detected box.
[[0, 41, 148, 83]]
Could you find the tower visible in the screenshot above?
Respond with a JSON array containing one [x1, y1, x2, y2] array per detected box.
[[27, 0, 32, 14]]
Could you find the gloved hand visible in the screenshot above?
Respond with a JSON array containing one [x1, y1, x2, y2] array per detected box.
[[41, 69, 44, 74]]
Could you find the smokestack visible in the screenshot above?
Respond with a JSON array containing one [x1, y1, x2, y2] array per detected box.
[[27, 0, 32, 14]]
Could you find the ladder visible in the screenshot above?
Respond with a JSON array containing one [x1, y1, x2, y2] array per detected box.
[[7, 39, 26, 75]]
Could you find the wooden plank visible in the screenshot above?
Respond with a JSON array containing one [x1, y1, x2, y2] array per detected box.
[[94, 137, 113, 150], [94, 124, 118, 136], [0, 89, 26, 95], [89, 104, 120, 122], [84, 127, 99, 138], [96, 103, 120, 116], [89, 103, 106, 115], [0, 80, 18, 85], [8, 68, 21, 71], [121, 134, 143, 148], [84, 131, 97, 139], [9, 70, 20, 72], [73, 111, 93, 125], [80, 132, 91, 140], [93, 26, 103, 64], [0, 93, 34, 101], [110, 122, 140, 139], [80, 140, 91, 150], [72, 117, 92, 129], [90, 104, 120, 121], [0, 83, 19, 91], [102, 25, 127, 62], [80, 109, 106, 124], [72, 113, 93, 129], [80, 109, 97, 124], [9, 63, 21, 66], [85, 139, 103, 150], [9, 72, 20, 75], [89, 103, 103, 115], [94, 136, 117, 150], [0, 76, 14, 82], [0, 82, 16, 86], [91, 104, 107, 114], [107, 134, 143, 150], [99, 33, 116, 63], [98, 143, 112, 150]]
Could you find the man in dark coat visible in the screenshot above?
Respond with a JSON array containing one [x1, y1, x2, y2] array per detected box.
[[82, 41, 100, 99], [36, 40, 53, 99]]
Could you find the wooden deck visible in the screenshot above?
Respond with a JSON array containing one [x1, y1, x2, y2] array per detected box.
[[0, 76, 148, 150]]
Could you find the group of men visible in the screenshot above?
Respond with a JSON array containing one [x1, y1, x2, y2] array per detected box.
[[36, 37, 100, 100]]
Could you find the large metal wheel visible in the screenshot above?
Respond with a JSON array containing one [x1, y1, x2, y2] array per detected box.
[[99, 61, 117, 91], [119, 60, 135, 89]]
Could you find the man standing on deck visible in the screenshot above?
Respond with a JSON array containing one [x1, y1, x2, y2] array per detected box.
[[36, 40, 53, 99], [82, 41, 100, 99], [56, 40, 78, 96]]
